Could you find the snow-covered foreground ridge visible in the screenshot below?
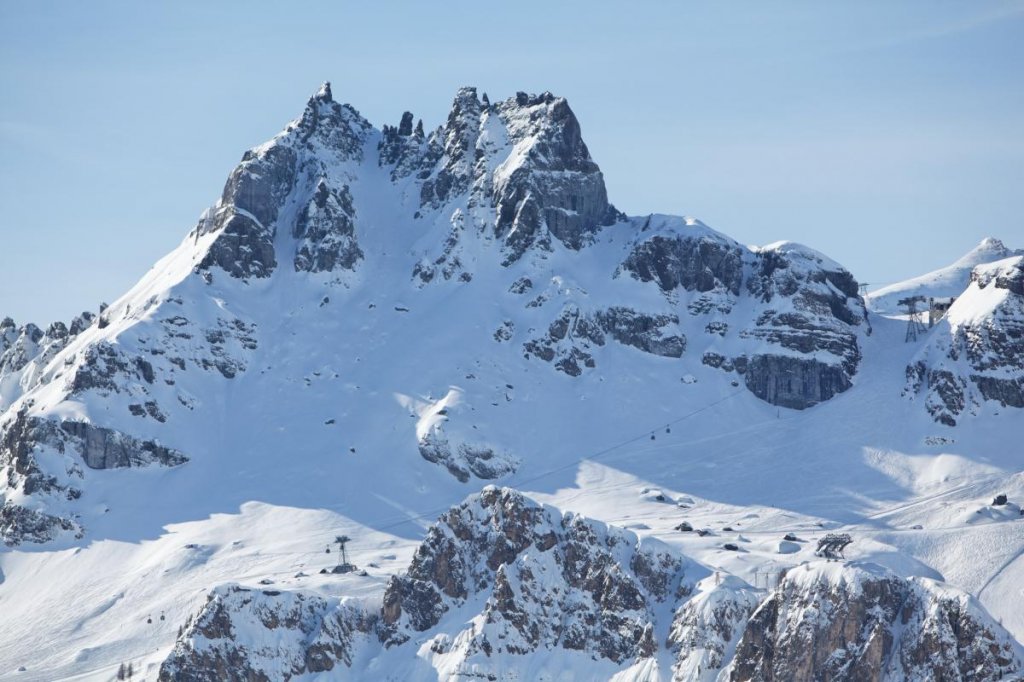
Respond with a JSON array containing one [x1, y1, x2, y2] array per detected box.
[[159, 488, 1022, 682], [0, 83, 1022, 680]]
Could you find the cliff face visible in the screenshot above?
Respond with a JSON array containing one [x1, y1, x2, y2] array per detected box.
[[620, 221, 869, 409], [159, 490, 1022, 682], [730, 563, 1021, 682]]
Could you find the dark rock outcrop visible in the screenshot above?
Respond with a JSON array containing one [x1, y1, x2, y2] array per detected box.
[[619, 222, 867, 409], [740, 243, 866, 408], [292, 178, 362, 273], [524, 304, 686, 376], [743, 354, 852, 410], [417, 431, 518, 483], [596, 307, 686, 358], [0, 503, 80, 546], [490, 92, 619, 262], [56, 420, 187, 470], [524, 306, 604, 376], [379, 487, 686, 666], [620, 219, 744, 296]]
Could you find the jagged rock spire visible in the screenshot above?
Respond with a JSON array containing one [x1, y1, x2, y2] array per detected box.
[[313, 81, 332, 102], [398, 111, 414, 136]]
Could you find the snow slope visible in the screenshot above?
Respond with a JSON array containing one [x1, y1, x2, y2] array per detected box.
[[865, 237, 1022, 315], [0, 84, 1021, 681]]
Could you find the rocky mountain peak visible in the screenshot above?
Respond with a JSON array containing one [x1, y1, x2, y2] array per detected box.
[[313, 80, 332, 102], [956, 236, 1015, 265]]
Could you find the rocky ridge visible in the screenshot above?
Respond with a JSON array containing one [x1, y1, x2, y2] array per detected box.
[[159, 489, 1023, 681], [0, 84, 882, 545], [906, 255, 1024, 425]]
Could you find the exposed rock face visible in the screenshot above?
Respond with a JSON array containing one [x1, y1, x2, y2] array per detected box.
[[906, 256, 1024, 425], [668, 576, 762, 681], [0, 411, 186, 545], [158, 585, 375, 682], [1, 313, 97, 410], [523, 304, 686, 377], [412, 88, 619, 267], [730, 563, 1022, 682], [418, 431, 518, 483], [743, 354, 852, 410], [412, 390, 519, 482], [620, 218, 744, 297], [378, 110, 427, 180], [292, 178, 363, 272], [739, 243, 866, 408], [0, 320, 45, 378], [418, 86, 485, 210], [56, 420, 187, 470], [596, 307, 686, 358], [523, 305, 604, 376], [490, 92, 619, 261], [617, 219, 867, 408], [0, 503, 79, 546], [1, 411, 83, 531], [379, 487, 687, 666], [198, 82, 372, 280]]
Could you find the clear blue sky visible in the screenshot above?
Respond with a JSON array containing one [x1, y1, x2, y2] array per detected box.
[[2, 1, 1022, 323]]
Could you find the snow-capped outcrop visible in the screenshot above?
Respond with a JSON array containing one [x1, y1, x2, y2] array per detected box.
[[866, 237, 1022, 315], [158, 585, 376, 682], [740, 242, 867, 409], [730, 562, 1022, 682], [619, 217, 869, 408], [619, 216, 745, 298], [906, 255, 1024, 425], [0, 312, 96, 411], [197, 81, 373, 280], [378, 487, 687, 662], [412, 87, 621, 273], [668, 576, 762, 681], [161, 489, 690, 680], [158, 492, 1021, 681]]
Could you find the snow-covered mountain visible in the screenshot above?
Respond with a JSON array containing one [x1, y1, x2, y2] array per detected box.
[[865, 237, 1022, 315], [0, 84, 1022, 681]]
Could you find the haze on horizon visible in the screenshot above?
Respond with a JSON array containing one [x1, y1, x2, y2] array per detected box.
[[1, 0, 1022, 324]]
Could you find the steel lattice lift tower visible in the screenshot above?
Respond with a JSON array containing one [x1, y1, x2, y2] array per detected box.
[[899, 296, 927, 342], [335, 535, 356, 573]]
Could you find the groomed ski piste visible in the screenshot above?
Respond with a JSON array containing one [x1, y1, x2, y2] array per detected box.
[[0, 84, 1021, 681]]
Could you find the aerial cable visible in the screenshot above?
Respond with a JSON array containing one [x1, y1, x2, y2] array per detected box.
[[349, 388, 750, 536]]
